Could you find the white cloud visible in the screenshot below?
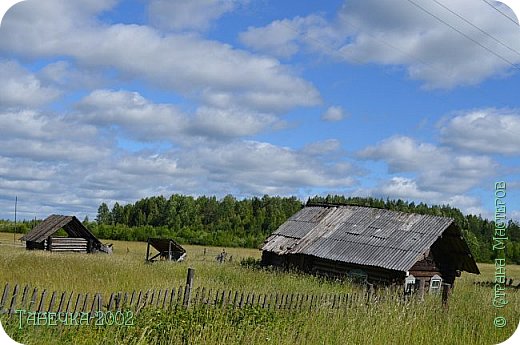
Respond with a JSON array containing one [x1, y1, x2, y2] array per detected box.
[[183, 140, 355, 195], [303, 139, 342, 156], [440, 109, 520, 155], [379, 177, 441, 200], [239, 15, 326, 58], [0, 0, 320, 113], [190, 107, 279, 139], [76, 89, 283, 141], [240, 0, 520, 88], [148, 0, 243, 32], [0, 109, 107, 161], [76, 89, 188, 141], [321, 106, 346, 122], [0, 60, 60, 108], [358, 136, 497, 194]]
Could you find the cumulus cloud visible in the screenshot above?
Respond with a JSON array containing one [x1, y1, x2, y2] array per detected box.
[[76, 89, 189, 141], [321, 106, 346, 122], [75, 89, 283, 141], [0, 60, 60, 108], [0, 0, 320, 113], [0, 109, 107, 161], [358, 136, 497, 194], [439, 109, 520, 155], [148, 0, 243, 32], [303, 139, 342, 156], [240, 0, 520, 88], [185, 141, 355, 195], [239, 15, 327, 58]]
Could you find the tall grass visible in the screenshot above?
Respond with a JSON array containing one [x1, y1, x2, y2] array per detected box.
[[1, 232, 519, 345]]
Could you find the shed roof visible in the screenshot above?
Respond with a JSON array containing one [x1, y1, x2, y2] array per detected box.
[[262, 205, 479, 274], [147, 238, 186, 254], [20, 215, 101, 245]]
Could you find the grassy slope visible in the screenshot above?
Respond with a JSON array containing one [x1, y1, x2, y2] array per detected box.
[[1, 232, 519, 345]]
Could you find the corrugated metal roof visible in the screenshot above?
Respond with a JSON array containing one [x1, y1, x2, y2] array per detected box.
[[262, 205, 479, 273], [20, 215, 101, 245]]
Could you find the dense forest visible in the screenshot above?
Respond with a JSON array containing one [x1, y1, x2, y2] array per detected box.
[[1, 194, 519, 264]]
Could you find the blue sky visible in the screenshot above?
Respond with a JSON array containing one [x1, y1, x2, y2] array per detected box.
[[0, 0, 518, 222]]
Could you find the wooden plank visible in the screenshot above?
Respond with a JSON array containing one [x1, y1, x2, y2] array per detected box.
[[239, 292, 244, 308], [0, 283, 9, 312], [73, 294, 81, 314], [177, 286, 183, 305], [168, 288, 175, 309], [116, 292, 122, 311], [47, 291, 56, 312], [129, 290, 136, 308], [162, 289, 168, 309], [150, 290, 156, 306], [20, 285, 30, 310], [90, 294, 98, 314], [220, 290, 226, 307], [107, 293, 115, 311], [57, 292, 66, 313], [156, 290, 162, 307], [65, 292, 73, 313], [232, 291, 238, 308], [226, 290, 232, 307], [37, 290, 47, 313], [135, 291, 142, 310], [214, 289, 219, 305], [82, 293, 89, 312], [8, 284, 19, 315]]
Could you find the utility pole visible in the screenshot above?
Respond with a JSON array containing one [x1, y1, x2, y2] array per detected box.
[[14, 196, 17, 243]]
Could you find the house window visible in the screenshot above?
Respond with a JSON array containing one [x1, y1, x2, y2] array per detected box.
[[430, 274, 442, 293]]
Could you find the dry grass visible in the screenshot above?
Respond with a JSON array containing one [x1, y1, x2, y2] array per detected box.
[[1, 232, 519, 345]]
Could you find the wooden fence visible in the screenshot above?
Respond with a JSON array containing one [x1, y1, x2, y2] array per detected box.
[[0, 282, 372, 317]]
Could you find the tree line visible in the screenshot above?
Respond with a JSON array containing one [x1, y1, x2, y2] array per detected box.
[[1, 194, 518, 264]]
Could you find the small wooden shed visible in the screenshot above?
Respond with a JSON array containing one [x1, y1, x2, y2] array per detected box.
[[20, 215, 110, 254], [262, 204, 480, 294], [145, 238, 186, 262]]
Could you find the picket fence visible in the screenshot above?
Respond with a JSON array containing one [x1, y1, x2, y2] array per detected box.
[[0, 282, 374, 317]]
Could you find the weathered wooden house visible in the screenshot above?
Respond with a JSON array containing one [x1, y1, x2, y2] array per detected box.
[[145, 237, 186, 262], [20, 215, 110, 254], [261, 204, 479, 293]]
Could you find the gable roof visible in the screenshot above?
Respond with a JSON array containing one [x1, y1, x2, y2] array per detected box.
[[262, 205, 479, 274], [20, 215, 101, 245]]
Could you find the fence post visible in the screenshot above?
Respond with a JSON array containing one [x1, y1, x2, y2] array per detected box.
[[183, 268, 195, 307]]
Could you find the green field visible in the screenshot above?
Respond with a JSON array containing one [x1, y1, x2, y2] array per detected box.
[[1, 232, 519, 345]]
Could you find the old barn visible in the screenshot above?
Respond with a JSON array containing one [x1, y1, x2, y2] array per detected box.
[[20, 215, 110, 254], [262, 204, 479, 293]]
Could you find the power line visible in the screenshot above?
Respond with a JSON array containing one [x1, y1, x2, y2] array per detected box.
[[406, 0, 520, 70], [481, 0, 520, 27], [432, 0, 520, 59]]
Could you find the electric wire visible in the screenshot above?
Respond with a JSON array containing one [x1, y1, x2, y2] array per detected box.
[[406, 0, 520, 69], [432, 0, 520, 58], [481, 0, 520, 27]]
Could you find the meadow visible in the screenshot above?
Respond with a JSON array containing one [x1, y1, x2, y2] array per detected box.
[[1, 232, 519, 345]]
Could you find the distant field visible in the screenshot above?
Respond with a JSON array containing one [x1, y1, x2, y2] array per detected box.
[[1, 232, 519, 345]]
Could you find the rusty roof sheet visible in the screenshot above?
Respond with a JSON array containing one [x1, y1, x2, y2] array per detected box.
[[262, 205, 479, 273]]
